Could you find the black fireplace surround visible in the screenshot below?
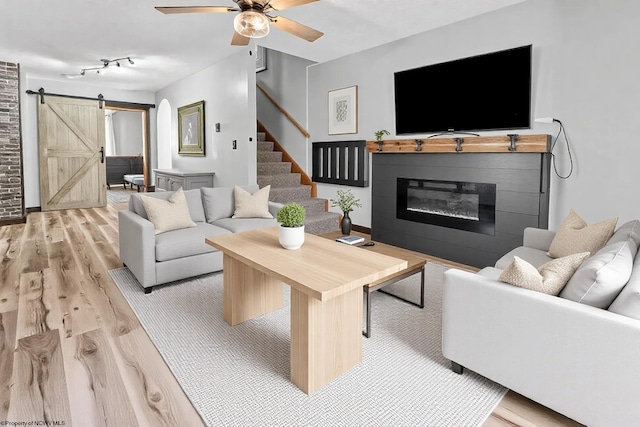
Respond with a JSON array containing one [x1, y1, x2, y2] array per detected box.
[[372, 152, 550, 268], [397, 178, 496, 235]]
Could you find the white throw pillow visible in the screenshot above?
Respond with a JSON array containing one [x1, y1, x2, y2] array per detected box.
[[232, 185, 273, 219], [140, 187, 196, 234], [560, 241, 635, 308], [547, 209, 617, 258], [499, 253, 590, 295]]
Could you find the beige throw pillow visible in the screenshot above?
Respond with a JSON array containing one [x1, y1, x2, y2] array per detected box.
[[499, 252, 590, 295], [140, 187, 196, 234], [232, 185, 273, 219], [547, 209, 617, 258]]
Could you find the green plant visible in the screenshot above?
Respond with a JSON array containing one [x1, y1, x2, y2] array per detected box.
[[276, 202, 306, 227], [374, 129, 390, 141], [330, 189, 362, 214]]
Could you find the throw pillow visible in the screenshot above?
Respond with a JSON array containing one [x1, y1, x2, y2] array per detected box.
[[201, 185, 261, 223], [232, 185, 273, 219], [560, 240, 635, 309], [608, 255, 640, 320], [498, 252, 590, 295], [608, 220, 640, 319], [547, 209, 617, 258], [139, 187, 196, 234]]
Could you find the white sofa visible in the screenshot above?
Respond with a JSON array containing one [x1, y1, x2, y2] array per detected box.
[[442, 222, 640, 427], [118, 185, 282, 293]]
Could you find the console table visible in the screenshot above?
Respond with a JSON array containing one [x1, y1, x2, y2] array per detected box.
[[153, 169, 214, 191]]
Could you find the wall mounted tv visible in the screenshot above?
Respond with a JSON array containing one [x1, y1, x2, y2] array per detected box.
[[394, 44, 532, 135]]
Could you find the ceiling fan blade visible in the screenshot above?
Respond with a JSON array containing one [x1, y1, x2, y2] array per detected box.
[[231, 31, 251, 46], [155, 6, 239, 14], [269, 15, 323, 42], [266, 0, 318, 12]]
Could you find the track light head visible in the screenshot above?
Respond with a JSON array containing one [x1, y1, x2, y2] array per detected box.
[[127, 57, 134, 65]]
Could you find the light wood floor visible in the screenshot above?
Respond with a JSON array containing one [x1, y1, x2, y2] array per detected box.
[[0, 197, 582, 426]]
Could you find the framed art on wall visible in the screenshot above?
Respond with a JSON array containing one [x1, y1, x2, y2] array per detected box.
[[178, 100, 205, 156], [328, 85, 358, 135]]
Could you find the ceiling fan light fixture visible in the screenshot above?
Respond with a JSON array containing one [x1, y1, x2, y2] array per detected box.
[[233, 11, 269, 38]]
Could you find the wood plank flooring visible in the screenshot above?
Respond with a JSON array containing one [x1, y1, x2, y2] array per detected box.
[[0, 200, 204, 427], [0, 195, 583, 426]]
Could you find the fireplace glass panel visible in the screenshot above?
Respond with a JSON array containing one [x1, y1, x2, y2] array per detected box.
[[407, 181, 480, 221], [397, 178, 496, 235]]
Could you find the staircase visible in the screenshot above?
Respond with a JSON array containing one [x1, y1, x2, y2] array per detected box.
[[257, 132, 340, 235]]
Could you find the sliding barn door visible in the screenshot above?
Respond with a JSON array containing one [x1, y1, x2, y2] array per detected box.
[[38, 95, 106, 211]]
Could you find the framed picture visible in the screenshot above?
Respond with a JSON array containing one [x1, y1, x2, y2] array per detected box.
[[328, 85, 358, 135], [256, 45, 267, 73], [178, 100, 205, 156]]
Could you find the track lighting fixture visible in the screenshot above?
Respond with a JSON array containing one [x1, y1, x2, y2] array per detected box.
[[78, 56, 135, 76]]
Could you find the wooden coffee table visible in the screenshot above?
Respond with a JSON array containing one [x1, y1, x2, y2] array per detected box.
[[205, 227, 407, 394], [322, 231, 476, 338]]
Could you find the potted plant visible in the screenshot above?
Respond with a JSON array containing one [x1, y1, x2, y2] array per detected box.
[[276, 202, 306, 250], [330, 189, 362, 235], [374, 129, 390, 151]]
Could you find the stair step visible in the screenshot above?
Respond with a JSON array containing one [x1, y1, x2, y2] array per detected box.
[[258, 151, 282, 163], [257, 141, 274, 152], [258, 173, 301, 188], [303, 211, 340, 235], [258, 132, 267, 142], [293, 197, 327, 214], [258, 162, 292, 175], [269, 186, 311, 203]]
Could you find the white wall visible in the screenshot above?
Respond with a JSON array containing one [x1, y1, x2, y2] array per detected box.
[[156, 99, 172, 170], [307, 0, 640, 229], [155, 49, 257, 188], [111, 110, 143, 155], [256, 49, 315, 167], [20, 77, 155, 208]]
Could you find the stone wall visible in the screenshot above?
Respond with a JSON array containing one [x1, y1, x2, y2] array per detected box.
[[0, 61, 23, 222]]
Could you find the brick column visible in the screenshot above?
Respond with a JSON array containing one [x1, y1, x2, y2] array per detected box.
[[0, 61, 24, 222]]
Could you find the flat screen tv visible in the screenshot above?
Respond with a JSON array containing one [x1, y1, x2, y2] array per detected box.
[[394, 44, 532, 135]]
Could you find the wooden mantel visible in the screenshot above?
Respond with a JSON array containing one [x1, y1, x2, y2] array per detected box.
[[366, 134, 551, 153]]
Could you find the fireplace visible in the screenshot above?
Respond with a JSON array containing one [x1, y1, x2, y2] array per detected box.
[[397, 178, 496, 235], [372, 151, 550, 268]]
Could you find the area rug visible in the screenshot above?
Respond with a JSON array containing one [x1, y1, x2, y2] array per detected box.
[[106, 189, 135, 204], [109, 262, 506, 427]]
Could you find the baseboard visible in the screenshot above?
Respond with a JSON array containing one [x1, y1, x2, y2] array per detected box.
[[353, 224, 371, 234], [0, 216, 27, 225]]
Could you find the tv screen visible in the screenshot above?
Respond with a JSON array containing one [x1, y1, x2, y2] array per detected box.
[[394, 44, 532, 135]]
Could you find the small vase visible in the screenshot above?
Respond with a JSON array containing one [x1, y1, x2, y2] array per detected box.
[[341, 212, 352, 235]]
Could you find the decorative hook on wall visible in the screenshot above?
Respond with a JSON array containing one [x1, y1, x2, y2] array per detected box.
[[455, 138, 464, 152]]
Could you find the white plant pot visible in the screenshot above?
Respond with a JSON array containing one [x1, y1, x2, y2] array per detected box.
[[278, 225, 305, 250]]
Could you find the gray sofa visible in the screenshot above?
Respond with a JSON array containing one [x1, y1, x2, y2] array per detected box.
[[442, 221, 640, 427], [118, 185, 282, 293]]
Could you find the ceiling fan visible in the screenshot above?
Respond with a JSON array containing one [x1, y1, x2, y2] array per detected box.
[[155, 0, 324, 46]]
